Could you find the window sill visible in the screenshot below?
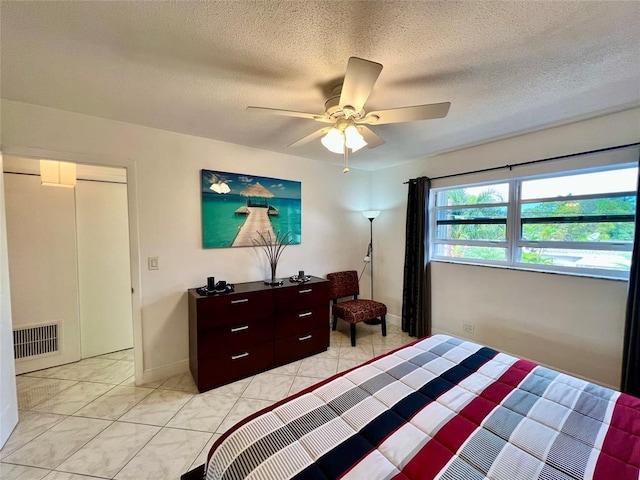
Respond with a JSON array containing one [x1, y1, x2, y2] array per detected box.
[[430, 258, 629, 282]]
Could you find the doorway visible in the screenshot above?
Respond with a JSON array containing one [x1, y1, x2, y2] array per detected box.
[[3, 157, 134, 373]]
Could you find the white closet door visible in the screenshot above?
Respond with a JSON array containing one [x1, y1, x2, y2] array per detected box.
[[0, 154, 18, 448], [4, 173, 81, 373], [75, 180, 133, 358]]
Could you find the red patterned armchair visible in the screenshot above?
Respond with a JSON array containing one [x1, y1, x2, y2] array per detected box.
[[326, 270, 387, 347]]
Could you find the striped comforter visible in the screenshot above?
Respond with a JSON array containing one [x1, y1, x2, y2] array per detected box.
[[205, 334, 640, 480]]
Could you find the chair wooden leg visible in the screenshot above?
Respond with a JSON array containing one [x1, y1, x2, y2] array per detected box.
[[381, 315, 387, 337], [350, 323, 356, 347], [332, 315, 338, 331]]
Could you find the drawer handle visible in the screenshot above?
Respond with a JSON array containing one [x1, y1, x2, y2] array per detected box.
[[230, 298, 249, 304], [298, 289, 313, 294], [299, 335, 312, 341], [231, 325, 249, 333], [298, 312, 312, 318], [231, 352, 249, 360]]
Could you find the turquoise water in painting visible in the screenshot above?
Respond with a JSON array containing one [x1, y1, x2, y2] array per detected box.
[[202, 193, 301, 248]]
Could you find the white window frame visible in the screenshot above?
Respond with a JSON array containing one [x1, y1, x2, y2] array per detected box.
[[432, 180, 511, 266], [429, 163, 637, 280]]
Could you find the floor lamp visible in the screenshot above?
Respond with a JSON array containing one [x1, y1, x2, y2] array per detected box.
[[362, 210, 381, 325]]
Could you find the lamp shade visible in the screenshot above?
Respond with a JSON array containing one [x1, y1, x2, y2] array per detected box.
[[362, 210, 381, 220], [320, 128, 345, 154]]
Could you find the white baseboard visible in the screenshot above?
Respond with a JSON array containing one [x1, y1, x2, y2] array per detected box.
[[15, 351, 64, 376], [141, 359, 189, 386], [431, 327, 452, 336], [386, 313, 401, 325], [327, 313, 401, 326]]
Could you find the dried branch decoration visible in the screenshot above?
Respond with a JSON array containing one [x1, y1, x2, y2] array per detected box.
[[253, 231, 293, 283]]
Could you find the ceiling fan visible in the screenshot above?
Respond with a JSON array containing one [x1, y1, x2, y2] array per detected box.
[[247, 57, 451, 172]]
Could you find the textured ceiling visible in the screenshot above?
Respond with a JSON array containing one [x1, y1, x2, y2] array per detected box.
[[1, 1, 639, 171]]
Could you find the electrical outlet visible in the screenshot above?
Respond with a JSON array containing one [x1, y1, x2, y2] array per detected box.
[[462, 322, 475, 335]]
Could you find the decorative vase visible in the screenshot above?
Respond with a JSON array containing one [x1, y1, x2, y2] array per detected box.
[[265, 262, 283, 286]]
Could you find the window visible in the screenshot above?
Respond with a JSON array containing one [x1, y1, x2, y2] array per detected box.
[[430, 164, 637, 278]]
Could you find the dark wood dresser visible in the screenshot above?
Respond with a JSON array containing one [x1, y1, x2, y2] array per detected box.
[[188, 276, 329, 392]]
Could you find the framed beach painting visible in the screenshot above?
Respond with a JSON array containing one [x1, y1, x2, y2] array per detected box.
[[201, 169, 302, 248]]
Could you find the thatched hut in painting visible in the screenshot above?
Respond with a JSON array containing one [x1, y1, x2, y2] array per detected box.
[[236, 182, 279, 216]]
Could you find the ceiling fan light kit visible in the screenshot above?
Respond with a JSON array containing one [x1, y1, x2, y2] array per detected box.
[[320, 127, 345, 154], [320, 121, 367, 155], [344, 125, 366, 152], [248, 56, 451, 171]]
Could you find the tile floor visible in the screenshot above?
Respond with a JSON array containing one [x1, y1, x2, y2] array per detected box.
[[1, 319, 413, 480]]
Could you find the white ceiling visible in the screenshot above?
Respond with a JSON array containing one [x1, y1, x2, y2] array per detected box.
[[2, 1, 639, 171]]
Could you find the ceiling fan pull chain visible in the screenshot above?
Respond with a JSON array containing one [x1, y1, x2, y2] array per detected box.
[[343, 143, 350, 174]]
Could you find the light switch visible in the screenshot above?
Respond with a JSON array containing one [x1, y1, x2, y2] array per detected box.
[[148, 257, 159, 270]]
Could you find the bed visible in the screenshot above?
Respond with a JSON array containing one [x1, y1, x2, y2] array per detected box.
[[198, 334, 640, 480]]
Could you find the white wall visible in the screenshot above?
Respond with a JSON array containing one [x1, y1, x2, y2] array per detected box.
[[431, 263, 627, 387], [4, 172, 81, 373], [0, 153, 18, 448], [1, 100, 371, 383], [372, 107, 640, 388]]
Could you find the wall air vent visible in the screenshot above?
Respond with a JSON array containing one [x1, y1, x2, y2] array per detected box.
[[13, 323, 59, 359]]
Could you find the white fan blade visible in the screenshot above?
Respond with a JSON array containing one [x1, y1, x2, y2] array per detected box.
[[339, 57, 383, 114], [362, 102, 451, 125], [358, 126, 385, 149], [247, 106, 332, 123], [288, 127, 331, 148]]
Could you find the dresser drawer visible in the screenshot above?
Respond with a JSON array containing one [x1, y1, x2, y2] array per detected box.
[[197, 342, 274, 391], [275, 282, 329, 313], [274, 325, 329, 366], [275, 306, 329, 339], [197, 290, 274, 328], [198, 317, 274, 359]]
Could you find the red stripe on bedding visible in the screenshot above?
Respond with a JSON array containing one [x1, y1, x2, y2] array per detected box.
[[460, 396, 501, 427], [393, 439, 455, 480], [477, 361, 534, 403], [593, 393, 640, 479], [611, 393, 640, 440], [592, 453, 639, 480], [433, 415, 479, 457], [398, 360, 536, 479], [499, 360, 537, 386]]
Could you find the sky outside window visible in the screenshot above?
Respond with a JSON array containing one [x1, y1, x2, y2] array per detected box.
[[521, 167, 638, 200]]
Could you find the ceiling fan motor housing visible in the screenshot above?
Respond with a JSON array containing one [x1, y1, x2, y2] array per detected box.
[[325, 84, 361, 121], [324, 93, 341, 117]]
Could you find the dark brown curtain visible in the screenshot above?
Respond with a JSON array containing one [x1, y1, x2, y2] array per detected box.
[[622, 160, 640, 396], [402, 177, 431, 337]]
